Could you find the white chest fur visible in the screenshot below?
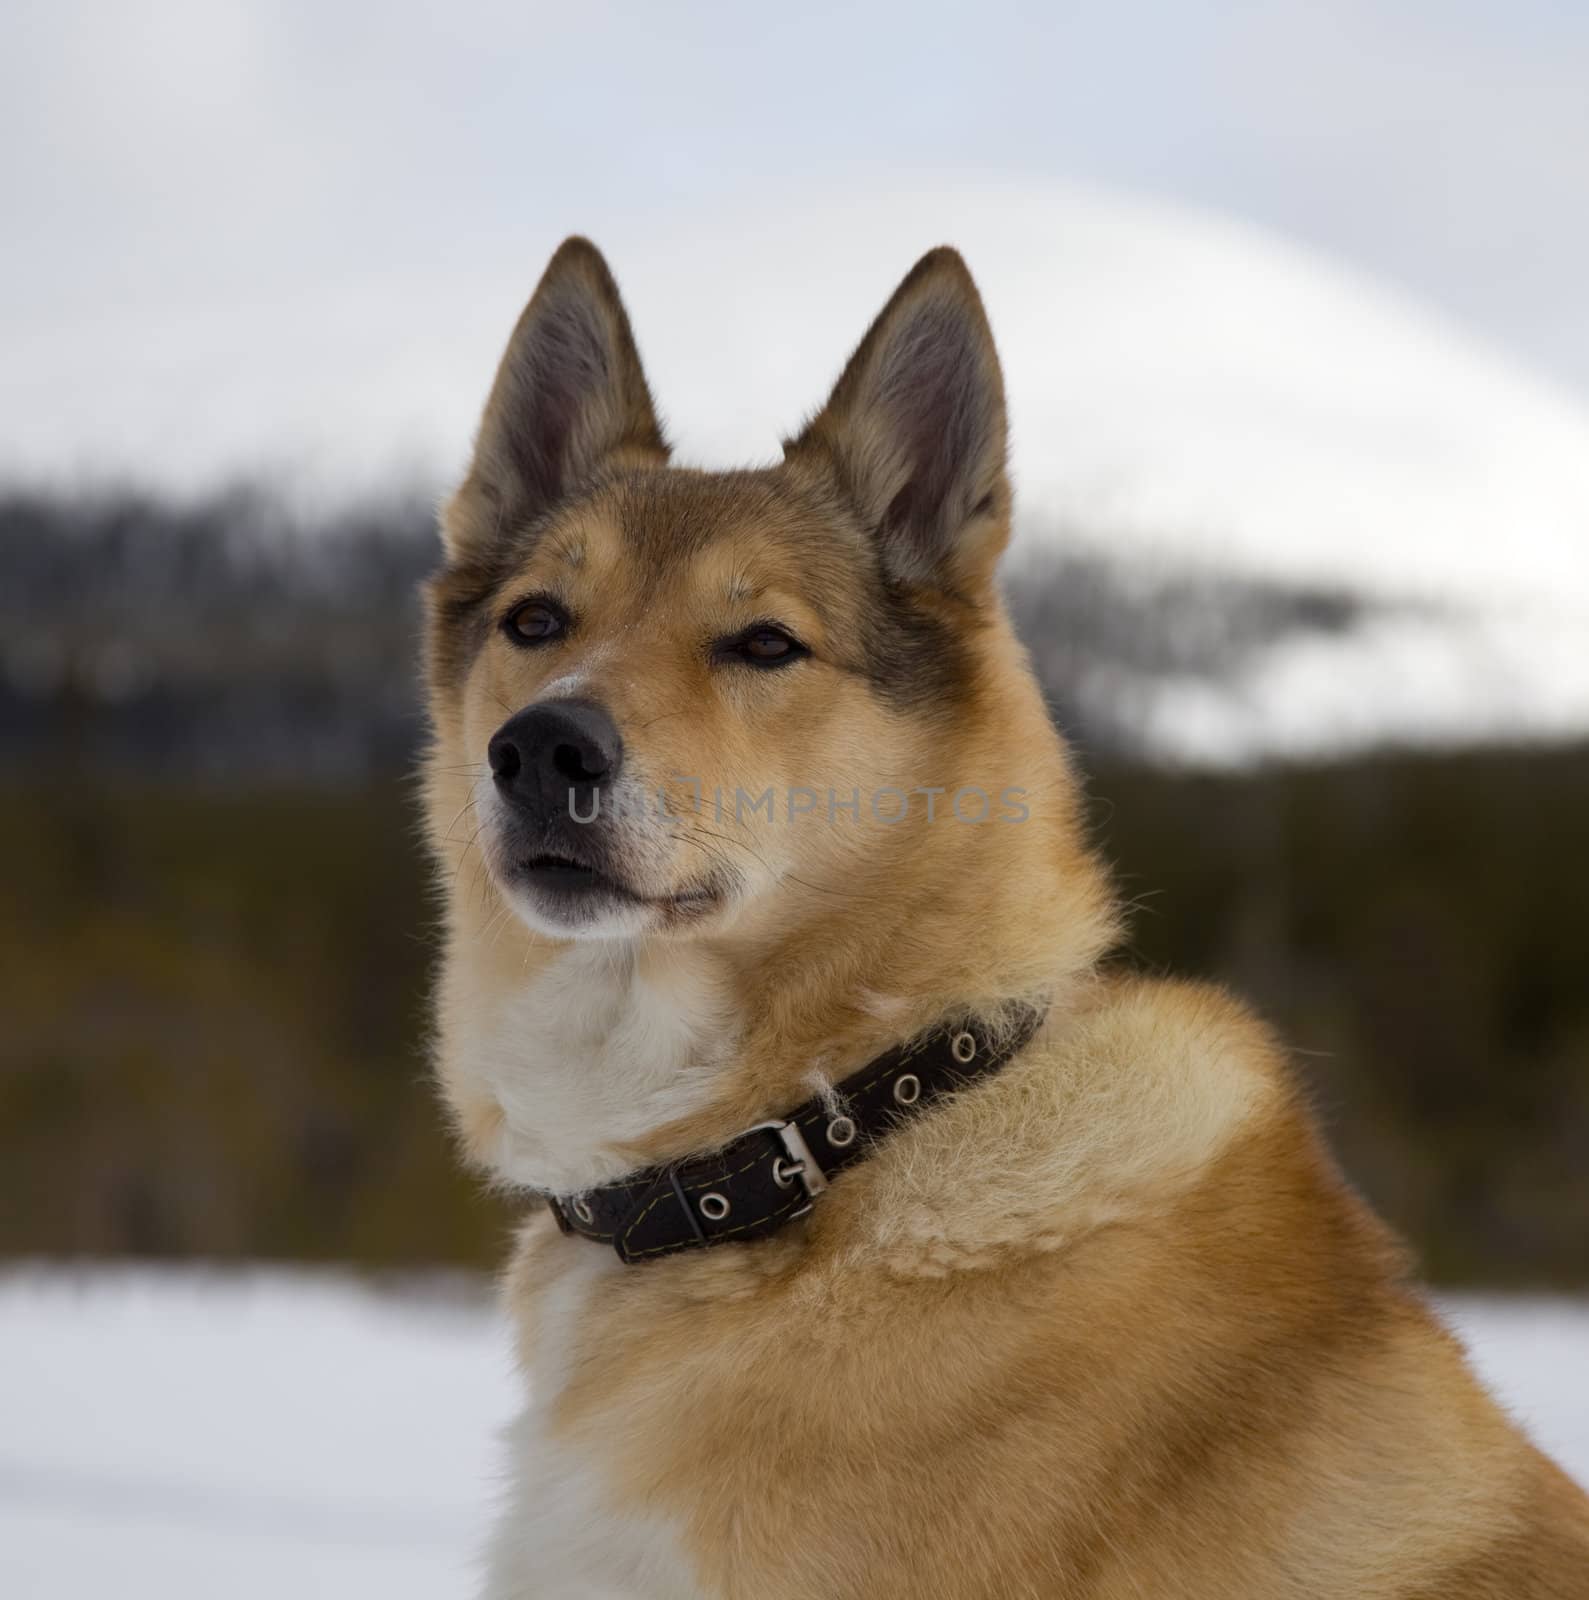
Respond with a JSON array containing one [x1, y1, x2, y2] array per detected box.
[[483, 1246, 706, 1600], [452, 940, 737, 1592], [454, 940, 739, 1194]]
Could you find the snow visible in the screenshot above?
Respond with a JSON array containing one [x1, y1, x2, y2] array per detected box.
[[0, 1270, 513, 1600], [1131, 599, 1589, 763], [0, 1268, 1584, 1598]]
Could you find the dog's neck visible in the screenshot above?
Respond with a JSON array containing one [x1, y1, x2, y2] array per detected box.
[[442, 669, 1118, 1196]]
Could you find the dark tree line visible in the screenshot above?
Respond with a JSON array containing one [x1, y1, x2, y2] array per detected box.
[[0, 486, 1378, 775]]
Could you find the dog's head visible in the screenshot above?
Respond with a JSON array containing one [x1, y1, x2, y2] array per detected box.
[[425, 238, 1048, 952]]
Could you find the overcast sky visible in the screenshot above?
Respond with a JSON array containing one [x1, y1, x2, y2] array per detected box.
[[4, 0, 1588, 490]]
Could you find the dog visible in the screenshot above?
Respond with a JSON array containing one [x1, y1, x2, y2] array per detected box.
[[422, 238, 1589, 1598]]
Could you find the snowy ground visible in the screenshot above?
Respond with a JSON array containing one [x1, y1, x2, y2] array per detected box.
[[1, 1270, 1584, 1599]]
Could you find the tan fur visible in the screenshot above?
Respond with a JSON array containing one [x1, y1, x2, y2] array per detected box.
[[424, 239, 1589, 1598]]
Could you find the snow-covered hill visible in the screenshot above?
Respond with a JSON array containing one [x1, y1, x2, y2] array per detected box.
[[9, 178, 1589, 757], [0, 1270, 1585, 1600], [14, 177, 1589, 606]]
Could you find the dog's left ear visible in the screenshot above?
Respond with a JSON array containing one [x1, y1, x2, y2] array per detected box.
[[785, 248, 1009, 592]]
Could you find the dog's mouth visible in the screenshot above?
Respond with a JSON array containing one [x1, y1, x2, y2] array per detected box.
[[519, 851, 611, 896], [509, 849, 718, 916]]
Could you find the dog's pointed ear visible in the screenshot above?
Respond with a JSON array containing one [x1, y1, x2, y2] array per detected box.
[[442, 237, 667, 564], [784, 248, 1009, 591]]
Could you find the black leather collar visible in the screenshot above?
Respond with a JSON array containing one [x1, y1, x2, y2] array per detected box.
[[546, 1004, 1046, 1264]]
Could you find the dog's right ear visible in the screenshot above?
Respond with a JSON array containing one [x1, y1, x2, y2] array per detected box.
[[441, 238, 667, 565]]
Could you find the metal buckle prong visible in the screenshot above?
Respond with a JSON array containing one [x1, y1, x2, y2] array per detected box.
[[747, 1118, 828, 1206]]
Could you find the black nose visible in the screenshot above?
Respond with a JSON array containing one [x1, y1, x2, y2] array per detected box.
[[488, 699, 624, 813]]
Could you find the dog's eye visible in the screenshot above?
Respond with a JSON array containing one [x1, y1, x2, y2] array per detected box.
[[717, 624, 808, 669], [502, 598, 569, 646]]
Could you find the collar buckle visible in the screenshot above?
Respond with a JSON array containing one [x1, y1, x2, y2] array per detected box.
[[748, 1117, 828, 1208]]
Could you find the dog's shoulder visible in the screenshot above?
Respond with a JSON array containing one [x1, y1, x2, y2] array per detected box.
[[847, 971, 1290, 1276], [1048, 969, 1293, 1136]]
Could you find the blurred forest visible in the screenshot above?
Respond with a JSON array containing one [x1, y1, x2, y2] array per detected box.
[[2, 488, 1586, 1283]]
